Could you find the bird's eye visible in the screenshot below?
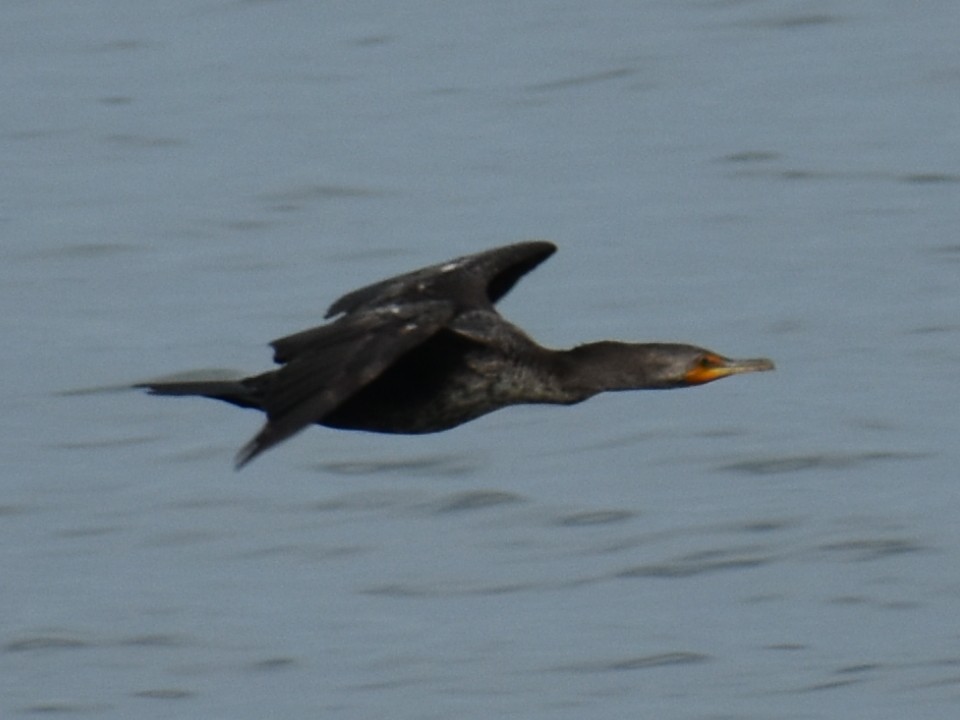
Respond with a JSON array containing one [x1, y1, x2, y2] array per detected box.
[[699, 354, 722, 369]]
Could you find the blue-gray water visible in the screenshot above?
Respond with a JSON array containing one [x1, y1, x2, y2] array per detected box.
[[3, 1, 960, 718]]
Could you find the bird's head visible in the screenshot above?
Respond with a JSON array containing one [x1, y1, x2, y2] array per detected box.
[[562, 342, 775, 393]]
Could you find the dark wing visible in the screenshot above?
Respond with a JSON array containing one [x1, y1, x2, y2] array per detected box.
[[447, 308, 538, 348], [325, 240, 556, 318], [235, 300, 454, 468]]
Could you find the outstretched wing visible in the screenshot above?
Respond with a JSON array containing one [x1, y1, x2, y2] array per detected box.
[[235, 300, 454, 468], [324, 240, 556, 318]]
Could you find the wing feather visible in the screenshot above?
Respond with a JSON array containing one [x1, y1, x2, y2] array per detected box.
[[324, 241, 555, 318], [235, 301, 453, 467]]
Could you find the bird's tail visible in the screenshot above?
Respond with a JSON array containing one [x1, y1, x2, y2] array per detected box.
[[135, 376, 263, 411]]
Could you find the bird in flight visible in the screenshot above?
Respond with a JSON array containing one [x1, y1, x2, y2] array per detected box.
[[137, 241, 774, 468]]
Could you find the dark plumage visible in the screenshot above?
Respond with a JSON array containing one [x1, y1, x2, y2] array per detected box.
[[137, 241, 774, 467]]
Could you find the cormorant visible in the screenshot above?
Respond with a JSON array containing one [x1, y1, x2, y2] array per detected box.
[[137, 241, 774, 467]]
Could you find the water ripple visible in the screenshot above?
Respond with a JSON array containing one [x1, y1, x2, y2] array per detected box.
[[429, 490, 525, 514], [554, 651, 710, 673], [720, 451, 923, 475]]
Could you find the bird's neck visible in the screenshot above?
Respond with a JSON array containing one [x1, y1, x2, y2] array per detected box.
[[552, 341, 670, 399]]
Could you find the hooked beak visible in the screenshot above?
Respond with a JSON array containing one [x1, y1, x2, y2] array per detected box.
[[683, 355, 775, 386]]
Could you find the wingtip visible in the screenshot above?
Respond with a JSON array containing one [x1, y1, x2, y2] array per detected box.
[[234, 422, 290, 469], [234, 441, 260, 470]]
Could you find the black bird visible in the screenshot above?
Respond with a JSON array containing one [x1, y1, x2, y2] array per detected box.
[[138, 241, 774, 467]]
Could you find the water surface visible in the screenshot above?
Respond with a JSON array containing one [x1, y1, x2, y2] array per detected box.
[[3, 1, 959, 718]]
